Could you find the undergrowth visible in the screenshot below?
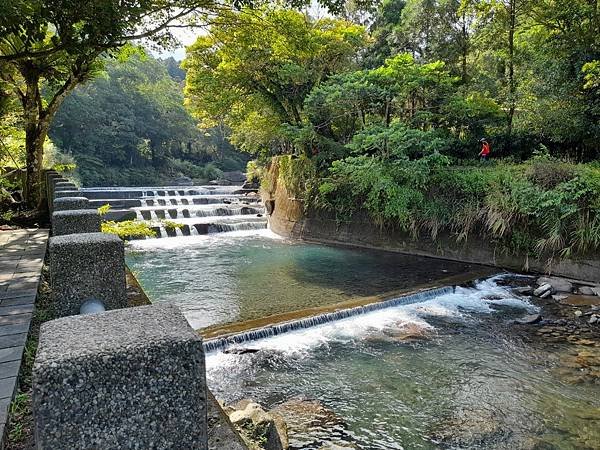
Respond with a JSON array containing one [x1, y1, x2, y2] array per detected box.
[[263, 154, 600, 263]]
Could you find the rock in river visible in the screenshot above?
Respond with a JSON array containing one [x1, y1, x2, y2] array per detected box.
[[513, 314, 542, 325], [537, 276, 573, 293], [228, 401, 288, 450], [533, 283, 553, 298]]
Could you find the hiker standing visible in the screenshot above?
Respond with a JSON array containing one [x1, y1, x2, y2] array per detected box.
[[478, 138, 490, 162]]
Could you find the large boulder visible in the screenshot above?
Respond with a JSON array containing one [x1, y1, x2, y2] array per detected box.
[[228, 401, 288, 450], [537, 276, 573, 293], [222, 171, 246, 183]]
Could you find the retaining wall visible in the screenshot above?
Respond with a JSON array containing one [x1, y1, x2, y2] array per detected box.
[[262, 165, 600, 282]]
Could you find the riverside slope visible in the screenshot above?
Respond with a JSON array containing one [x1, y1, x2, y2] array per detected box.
[[261, 165, 599, 282]]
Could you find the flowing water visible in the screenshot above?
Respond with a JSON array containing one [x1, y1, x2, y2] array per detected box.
[[126, 230, 475, 330], [123, 187, 600, 449], [206, 277, 600, 450]]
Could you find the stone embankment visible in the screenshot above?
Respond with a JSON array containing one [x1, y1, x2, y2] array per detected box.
[[261, 164, 599, 282], [15, 170, 249, 449]]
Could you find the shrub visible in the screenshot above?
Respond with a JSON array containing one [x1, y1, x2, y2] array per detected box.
[[101, 220, 156, 239]]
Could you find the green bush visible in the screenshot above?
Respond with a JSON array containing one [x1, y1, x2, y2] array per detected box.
[[101, 220, 156, 239], [314, 156, 600, 261]]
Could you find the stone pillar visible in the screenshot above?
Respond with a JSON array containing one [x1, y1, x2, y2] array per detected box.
[[53, 196, 91, 212], [52, 210, 101, 236], [48, 232, 126, 317], [45, 172, 65, 211], [33, 304, 208, 450]]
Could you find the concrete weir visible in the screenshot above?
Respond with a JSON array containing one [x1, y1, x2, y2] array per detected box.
[[203, 286, 454, 353]]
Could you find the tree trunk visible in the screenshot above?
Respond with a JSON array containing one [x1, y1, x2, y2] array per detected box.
[[20, 63, 85, 209], [22, 72, 45, 209], [506, 0, 517, 150]]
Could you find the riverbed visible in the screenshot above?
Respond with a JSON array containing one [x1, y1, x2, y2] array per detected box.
[[126, 229, 476, 330]]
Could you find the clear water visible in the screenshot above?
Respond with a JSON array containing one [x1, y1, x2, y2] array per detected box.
[[207, 277, 600, 450], [125, 230, 475, 330]]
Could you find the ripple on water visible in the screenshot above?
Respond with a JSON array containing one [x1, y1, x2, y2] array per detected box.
[[206, 277, 600, 450]]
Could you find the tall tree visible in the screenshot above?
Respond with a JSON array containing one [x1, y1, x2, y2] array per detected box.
[[0, 0, 218, 207], [183, 8, 367, 155]]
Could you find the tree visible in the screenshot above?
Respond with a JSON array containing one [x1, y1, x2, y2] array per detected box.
[[183, 8, 368, 155], [0, 0, 219, 207], [49, 54, 243, 186]]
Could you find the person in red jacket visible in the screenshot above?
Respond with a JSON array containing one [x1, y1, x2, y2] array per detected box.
[[478, 138, 490, 162]]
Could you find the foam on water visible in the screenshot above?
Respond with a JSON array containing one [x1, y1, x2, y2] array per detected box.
[[129, 228, 282, 250], [206, 275, 537, 369]]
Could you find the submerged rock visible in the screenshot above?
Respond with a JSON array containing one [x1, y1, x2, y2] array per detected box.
[[513, 314, 542, 325], [224, 347, 261, 355], [513, 286, 533, 296], [365, 322, 431, 344], [271, 397, 344, 434], [560, 295, 600, 307], [318, 444, 359, 450]]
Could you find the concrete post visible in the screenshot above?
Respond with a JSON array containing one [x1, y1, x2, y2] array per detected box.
[[48, 232, 126, 317], [33, 304, 208, 450], [53, 196, 91, 212], [51, 210, 101, 236], [45, 173, 65, 211]]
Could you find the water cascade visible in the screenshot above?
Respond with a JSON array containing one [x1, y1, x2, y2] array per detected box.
[[91, 185, 267, 239], [203, 286, 453, 353]]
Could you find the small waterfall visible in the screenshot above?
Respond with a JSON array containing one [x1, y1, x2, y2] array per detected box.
[[189, 225, 199, 236], [150, 210, 159, 220], [203, 287, 454, 353], [208, 221, 267, 233], [194, 206, 264, 218], [140, 199, 148, 207], [135, 210, 144, 220], [174, 227, 184, 237]]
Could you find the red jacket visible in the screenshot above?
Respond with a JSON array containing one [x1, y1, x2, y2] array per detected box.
[[481, 142, 490, 156]]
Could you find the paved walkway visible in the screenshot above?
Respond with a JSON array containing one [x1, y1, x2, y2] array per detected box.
[[0, 229, 48, 440]]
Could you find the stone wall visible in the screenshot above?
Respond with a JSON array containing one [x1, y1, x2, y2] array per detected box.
[[262, 164, 600, 282]]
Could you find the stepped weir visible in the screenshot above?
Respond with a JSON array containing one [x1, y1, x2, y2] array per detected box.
[[80, 185, 267, 238]]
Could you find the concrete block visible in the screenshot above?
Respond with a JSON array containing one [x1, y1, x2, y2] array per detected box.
[[45, 173, 65, 210], [52, 210, 101, 236], [53, 197, 91, 212], [49, 232, 126, 317], [33, 304, 208, 450], [53, 182, 78, 192], [54, 189, 82, 199]]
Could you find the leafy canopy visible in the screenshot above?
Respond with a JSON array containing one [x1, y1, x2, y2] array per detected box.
[[183, 8, 368, 154]]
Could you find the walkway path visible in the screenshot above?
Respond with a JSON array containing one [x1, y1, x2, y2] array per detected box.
[[0, 229, 48, 440]]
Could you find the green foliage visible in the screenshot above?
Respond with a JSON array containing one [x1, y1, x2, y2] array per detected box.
[[183, 8, 368, 156], [162, 220, 183, 231], [97, 204, 111, 216], [278, 155, 318, 201], [50, 54, 240, 186], [101, 220, 156, 240], [315, 156, 600, 261]]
